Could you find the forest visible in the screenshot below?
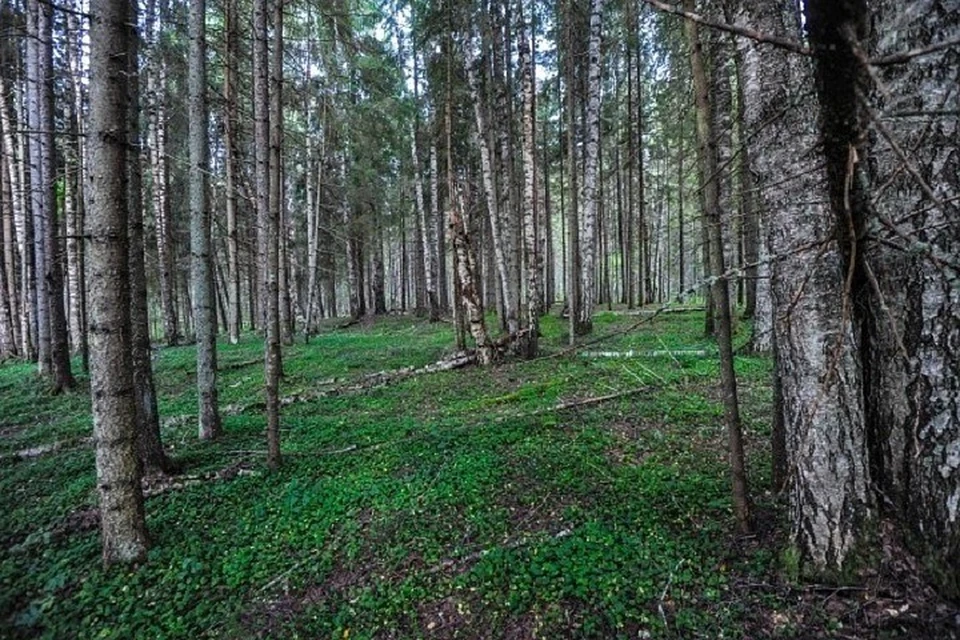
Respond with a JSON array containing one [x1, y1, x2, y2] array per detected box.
[[0, 0, 958, 636]]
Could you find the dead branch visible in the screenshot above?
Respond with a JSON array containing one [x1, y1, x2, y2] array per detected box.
[[640, 0, 810, 56]]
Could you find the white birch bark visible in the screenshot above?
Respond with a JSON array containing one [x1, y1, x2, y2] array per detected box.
[[465, 45, 520, 337], [519, 6, 541, 357], [577, 0, 604, 332]]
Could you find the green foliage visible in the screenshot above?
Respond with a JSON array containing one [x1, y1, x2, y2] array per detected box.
[[0, 311, 786, 638]]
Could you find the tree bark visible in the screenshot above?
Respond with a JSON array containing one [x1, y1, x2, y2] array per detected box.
[[189, 0, 222, 440], [518, 3, 540, 358], [224, 0, 241, 344], [744, 0, 872, 571], [577, 0, 604, 335], [685, 0, 750, 534], [256, 0, 281, 468], [87, 0, 150, 566], [860, 0, 960, 596], [127, 3, 173, 474]]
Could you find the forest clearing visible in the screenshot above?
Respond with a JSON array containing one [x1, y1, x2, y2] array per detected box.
[[1, 311, 957, 638]]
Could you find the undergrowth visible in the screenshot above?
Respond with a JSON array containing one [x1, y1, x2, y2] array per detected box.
[[0, 309, 854, 638]]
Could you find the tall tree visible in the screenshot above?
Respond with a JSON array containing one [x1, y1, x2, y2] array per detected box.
[[128, 0, 174, 474], [518, 2, 540, 358], [86, 0, 150, 565], [684, 0, 749, 533], [255, 0, 281, 468], [576, 0, 604, 335], [223, 0, 241, 344], [188, 0, 222, 440]]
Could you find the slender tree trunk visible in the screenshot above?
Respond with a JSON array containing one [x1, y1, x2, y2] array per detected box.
[[26, 0, 51, 375], [411, 115, 438, 321], [685, 0, 749, 533], [189, 0, 222, 440], [254, 0, 280, 468], [224, 0, 241, 344], [577, 0, 604, 334], [271, 1, 292, 346], [87, 0, 150, 565], [147, 20, 178, 347], [519, 3, 540, 357], [0, 71, 22, 358], [128, 4, 173, 474]]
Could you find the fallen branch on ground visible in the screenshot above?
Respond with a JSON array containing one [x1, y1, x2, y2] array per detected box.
[[580, 349, 708, 359]]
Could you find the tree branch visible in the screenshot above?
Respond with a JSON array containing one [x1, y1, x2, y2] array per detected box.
[[639, 0, 810, 56]]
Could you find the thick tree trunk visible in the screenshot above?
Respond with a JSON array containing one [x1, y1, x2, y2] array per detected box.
[[87, 0, 150, 566], [189, 0, 222, 440], [451, 188, 493, 365], [32, 0, 73, 389], [744, 0, 872, 572], [862, 0, 960, 596]]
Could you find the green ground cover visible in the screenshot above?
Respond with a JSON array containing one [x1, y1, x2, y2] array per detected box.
[[0, 311, 943, 638]]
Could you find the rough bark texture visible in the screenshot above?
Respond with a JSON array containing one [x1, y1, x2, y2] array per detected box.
[[450, 189, 493, 366], [128, 7, 172, 474], [518, 6, 540, 359], [863, 0, 960, 596], [744, 0, 872, 572], [576, 0, 604, 335], [87, 0, 150, 566], [188, 0, 222, 440], [685, 0, 750, 534]]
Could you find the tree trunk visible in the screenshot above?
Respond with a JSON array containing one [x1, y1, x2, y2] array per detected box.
[[224, 0, 241, 344], [860, 0, 960, 596], [685, 0, 749, 534], [87, 0, 150, 566], [128, 8, 173, 474], [147, 19, 178, 347], [189, 0, 222, 440], [743, 0, 872, 571], [577, 0, 604, 334], [451, 186, 493, 365], [465, 45, 519, 338], [254, 0, 281, 468], [518, 4, 540, 358]]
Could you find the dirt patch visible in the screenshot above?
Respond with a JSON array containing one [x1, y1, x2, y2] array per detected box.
[[418, 596, 469, 638], [727, 518, 960, 639], [50, 506, 100, 542]]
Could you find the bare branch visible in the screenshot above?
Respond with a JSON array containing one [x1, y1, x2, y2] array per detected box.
[[639, 0, 810, 56], [870, 35, 960, 66]]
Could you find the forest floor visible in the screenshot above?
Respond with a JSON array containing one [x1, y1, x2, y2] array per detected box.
[[1, 310, 957, 639]]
